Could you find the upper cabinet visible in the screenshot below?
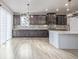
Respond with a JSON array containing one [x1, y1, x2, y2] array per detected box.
[[30, 15, 46, 25], [46, 13, 67, 25], [13, 13, 67, 26], [13, 15, 20, 26], [46, 13, 56, 25], [13, 15, 47, 26], [56, 15, 67, 25]]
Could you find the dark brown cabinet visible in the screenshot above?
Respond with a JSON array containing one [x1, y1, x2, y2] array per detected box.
[[46, 13, 67, 25], [13, 15, 20, 26], [56, 15, 67, 25], [29, 15, 46, 25], [46, 13, 56, 25], [12, 30, 48, 37]]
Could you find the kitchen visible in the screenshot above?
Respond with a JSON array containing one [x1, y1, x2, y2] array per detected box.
[[0, 0, 78, 59]]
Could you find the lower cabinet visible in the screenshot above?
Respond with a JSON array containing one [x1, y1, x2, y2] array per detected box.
[[13, 30, 49, 37]]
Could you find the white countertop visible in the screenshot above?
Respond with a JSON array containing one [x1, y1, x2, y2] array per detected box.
[[13, 25, 48, 30], [13, 25, 78, 34], [49, 30, 78, 34], [13, 28, 48, 30]]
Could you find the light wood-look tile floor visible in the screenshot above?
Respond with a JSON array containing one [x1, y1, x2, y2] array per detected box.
[[0, 38, 78, 59]]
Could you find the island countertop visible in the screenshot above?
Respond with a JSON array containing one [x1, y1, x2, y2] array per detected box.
[[49, 30, 78, 34]]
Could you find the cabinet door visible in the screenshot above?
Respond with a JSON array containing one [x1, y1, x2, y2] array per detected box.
[[30, 15, 46, 25], [13, 15, 20, 26], [47, 13, 56, 24], [56, 15, 67, 25]]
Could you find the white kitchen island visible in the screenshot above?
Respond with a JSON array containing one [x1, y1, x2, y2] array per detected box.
[[49, 15, 78, 49], [49, 30, 78, 49]]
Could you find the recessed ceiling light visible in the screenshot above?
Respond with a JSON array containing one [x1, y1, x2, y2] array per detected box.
[[65, 3, 68, 6], [56, 8, 59, 12], [67, 8, 70, 11], [31, 15, 33, 18], [45, 9, 48, 11]]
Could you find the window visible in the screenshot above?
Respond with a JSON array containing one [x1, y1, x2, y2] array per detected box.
[[0, 7, 12, 43]]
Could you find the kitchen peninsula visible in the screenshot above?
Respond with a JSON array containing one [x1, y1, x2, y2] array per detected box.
[[49, 15, 78, 49]]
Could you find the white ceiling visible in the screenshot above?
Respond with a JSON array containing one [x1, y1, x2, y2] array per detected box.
[[1, 0, 78, 15]]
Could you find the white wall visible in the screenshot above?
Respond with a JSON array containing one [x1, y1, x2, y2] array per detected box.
[[70, 16, 78, 32], [0, 6, 13, 44], [67, 16, 78, 33]]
